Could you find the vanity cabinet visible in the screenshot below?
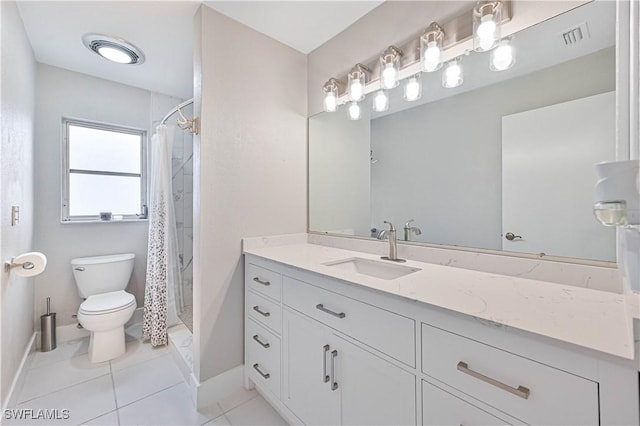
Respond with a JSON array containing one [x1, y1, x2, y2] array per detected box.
[[244, 254, 638, 426]]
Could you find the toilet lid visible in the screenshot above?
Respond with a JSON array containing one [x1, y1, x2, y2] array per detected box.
[[80, 290, 136, 315]]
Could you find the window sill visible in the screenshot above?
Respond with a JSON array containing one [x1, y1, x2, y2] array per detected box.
[[61, 218, 148, 224]]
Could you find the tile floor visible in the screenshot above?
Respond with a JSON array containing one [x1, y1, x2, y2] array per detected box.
[[6, 331, 287, 426]]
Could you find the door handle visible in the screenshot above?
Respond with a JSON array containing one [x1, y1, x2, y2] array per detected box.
[[252, 335, 270, 348], [330, 350, 338, 391], [457, 361, 530, 399], [316, 304, 346, 319], [322, 345, 330, 383], [252, 363, 270, 379], [252, 277, 270, 286], [505, 232, 522, 241]]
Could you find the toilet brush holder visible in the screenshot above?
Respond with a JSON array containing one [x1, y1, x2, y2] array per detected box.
[[40, 297, 56, 352]]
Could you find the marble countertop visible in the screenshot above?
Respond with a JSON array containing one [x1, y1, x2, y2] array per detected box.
[[244, 239, 637, 360]]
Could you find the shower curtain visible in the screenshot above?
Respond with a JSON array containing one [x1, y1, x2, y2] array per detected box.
[[143, 124, 183, 346]]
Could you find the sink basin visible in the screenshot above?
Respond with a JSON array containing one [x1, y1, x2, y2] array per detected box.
[[323, 257, 421, 280]]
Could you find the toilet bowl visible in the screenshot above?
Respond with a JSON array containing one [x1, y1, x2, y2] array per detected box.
[[71, 253, 137, 363], [78, 290, 136, 363]]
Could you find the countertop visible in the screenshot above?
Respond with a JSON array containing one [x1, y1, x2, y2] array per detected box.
[[244, 241, 637, 360]]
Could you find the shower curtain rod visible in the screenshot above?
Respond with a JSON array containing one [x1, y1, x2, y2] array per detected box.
[[160, 98, 199, 135]]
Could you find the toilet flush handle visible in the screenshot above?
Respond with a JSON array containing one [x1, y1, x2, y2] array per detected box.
[[74, 267, 85, 271]]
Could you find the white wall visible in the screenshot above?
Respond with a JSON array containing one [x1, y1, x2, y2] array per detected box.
[[194, 5, 307, 382], [309, 108, 370, 235], [370, 48, 615, 252], [0, 0, 36, 406], [33, 64, 180, 328]]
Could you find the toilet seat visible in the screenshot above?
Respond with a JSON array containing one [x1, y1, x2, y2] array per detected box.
[[80, 290, 136, 316]]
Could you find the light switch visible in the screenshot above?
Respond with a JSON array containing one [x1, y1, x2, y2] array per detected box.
[[11, 206, 19, 226]]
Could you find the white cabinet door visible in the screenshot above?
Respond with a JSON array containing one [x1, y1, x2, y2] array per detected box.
[[283, 310, 340, 425], [339, 337, 416, 426]]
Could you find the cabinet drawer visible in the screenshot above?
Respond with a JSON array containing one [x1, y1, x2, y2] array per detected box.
[[246, 318, 281, 398], [246, 262, 282, 302], [283, 276, 415, 367], [422, 380, 512, 426], [247, 290, 282, 335], [421, 324, 598, 425]]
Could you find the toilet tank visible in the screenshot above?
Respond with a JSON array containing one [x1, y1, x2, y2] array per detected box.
[[71, 253, 135, 298]]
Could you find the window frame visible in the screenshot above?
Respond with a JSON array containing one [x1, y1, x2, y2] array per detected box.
[[61, 118, 148, 222]]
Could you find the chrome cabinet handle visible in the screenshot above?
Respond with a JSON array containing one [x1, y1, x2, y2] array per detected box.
[[505, 232, 522, 241], [330, 350, 338, 391], [322, 345, 330, 383], [252, 335, 270, 348], [457, 361, 530, 399], [316, 304, 346, 319], [253, 277, 270, 286], [252, 363, 270, 379], [74, 267, 85, 271], [252, 306, 270, 317]]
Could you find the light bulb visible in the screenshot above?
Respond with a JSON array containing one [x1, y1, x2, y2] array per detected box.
[[404, 77, 421, 101], [381, 63, 398, 89], [373, 90, 389, 112], [97, 46, 133, 64], [475, 13, 498, 51], [348, 101, 361, 120], [443, 62, 463, 88], [423, 43, 441, 72], [324, 92, 337, 112], [491, 41, 514, 71], [349, 80, 363, 101]]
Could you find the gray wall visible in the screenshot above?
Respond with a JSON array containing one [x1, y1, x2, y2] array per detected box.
[[194, 6, 307, 382], [0, 1, 36, 407], [370, 48, 615, 250], [33, 64, 179, 328]]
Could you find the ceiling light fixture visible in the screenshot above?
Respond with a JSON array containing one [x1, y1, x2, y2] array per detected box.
[[82, 33, 145, 65], [348, 64, 370, 102], [348, 101, 362, 120], [421, 22, 444, 72], [380, 46, 403, 90], [473, 1, 502, 52], [442, 60, 464, 88], [372, 90, 389, 112]]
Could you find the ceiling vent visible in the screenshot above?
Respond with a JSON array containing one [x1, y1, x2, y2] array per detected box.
[[560, 22, 590, 46]]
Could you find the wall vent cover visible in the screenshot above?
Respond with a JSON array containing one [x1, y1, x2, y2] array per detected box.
[[560, 22, 590, 46]]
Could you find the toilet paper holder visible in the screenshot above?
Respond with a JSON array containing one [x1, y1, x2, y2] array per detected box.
[[4, 252, 47, 276], [4, 257, 34, 272]]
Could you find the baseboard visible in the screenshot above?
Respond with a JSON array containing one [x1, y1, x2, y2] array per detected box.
[[3, 332, 36, 411], [190, 365, 244, 410]]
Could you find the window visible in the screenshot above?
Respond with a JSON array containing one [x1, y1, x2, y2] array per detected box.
[[62, 119, 147, 221]]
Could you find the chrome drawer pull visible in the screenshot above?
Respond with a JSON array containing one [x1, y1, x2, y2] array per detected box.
[[252, 335, 270, 348], [253, 277, 270, 286], [252, 363, 270, 379], [252, 306, 270, 317], [457, 361, 530, 400], [330, 350, 338, 391], [316, 304, 346, 319], [322, 345, 330, 383]]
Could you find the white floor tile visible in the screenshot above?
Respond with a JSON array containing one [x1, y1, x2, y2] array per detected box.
[[124, 323, 143, 342], [118, 383, 221, 425], [81, 410, 119, 425], [112, 354, 183, 407], [224, 396, 287, 426], [18, 354, 110, 403], [30, 338, 90, 370], [217, 388, 258, 413], [109, 340, 168, 372], [6, 375, 116, 426], [202, 414, 231, 426]]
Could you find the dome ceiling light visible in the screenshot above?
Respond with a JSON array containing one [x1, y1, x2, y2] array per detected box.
[[82, 33, 145, 65]]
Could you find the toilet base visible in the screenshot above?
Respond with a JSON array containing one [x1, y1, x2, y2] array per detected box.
[[88, 326, 125, 363]]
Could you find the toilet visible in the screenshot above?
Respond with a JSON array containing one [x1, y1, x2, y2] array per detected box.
[[71, 253, 137, 363]]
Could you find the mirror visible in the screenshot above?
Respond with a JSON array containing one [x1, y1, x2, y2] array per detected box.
[[309, 1, 617, 263]]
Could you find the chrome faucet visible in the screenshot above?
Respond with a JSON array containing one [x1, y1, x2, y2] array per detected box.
[[403, 219, 422, 241], [377, 221, 406, 262]]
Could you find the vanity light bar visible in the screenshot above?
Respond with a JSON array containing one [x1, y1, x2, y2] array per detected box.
[[322, 0, 513, 109]]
